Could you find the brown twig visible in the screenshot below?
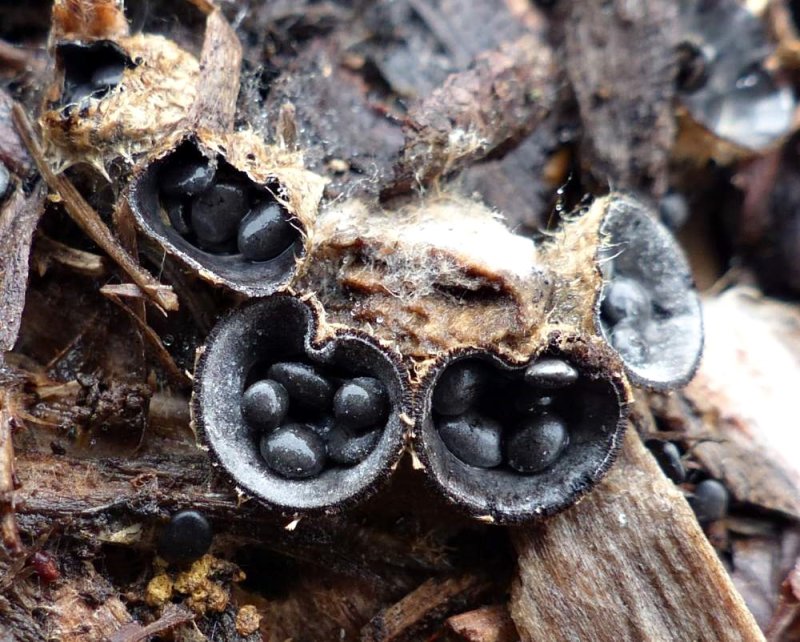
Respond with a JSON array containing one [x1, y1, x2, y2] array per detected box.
[[100, 287, 192, 391], [11, 103, 179, 313]]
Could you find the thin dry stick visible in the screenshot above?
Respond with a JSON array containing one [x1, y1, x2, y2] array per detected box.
[[101, 288, 192, 390], [11, 104, 179, 313]]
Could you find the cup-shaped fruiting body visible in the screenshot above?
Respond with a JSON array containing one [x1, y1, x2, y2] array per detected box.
[[128, 132, 324, 296], [413, 338, 629, 523], [675, 0, 794, 155], [193, 294, 410, 515], [542, 194, 703, 390], [595, 196, 703, 389]]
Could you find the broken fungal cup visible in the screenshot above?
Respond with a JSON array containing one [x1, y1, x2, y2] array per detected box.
[[677, 0, 795, 151]]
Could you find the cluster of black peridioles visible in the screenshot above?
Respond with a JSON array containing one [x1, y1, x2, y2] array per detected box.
[[155, 147, 298, 262], [432, 358, 581, 473], [241, 360, 390, 478], [600, 274, 655, 367]]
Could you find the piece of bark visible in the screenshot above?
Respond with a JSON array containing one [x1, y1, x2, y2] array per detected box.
[[510, 430, 763, 641], [191, 8, 241, 132], [0, 179, 45, 352], [361, 573, 494, 642], [445, 604, 518, 642], [382, 33, 557, 198], [683, 288, 800, 519], [0, 90, 33, 177], [562, 0, 677, 195], [0, 402, 22, 554]]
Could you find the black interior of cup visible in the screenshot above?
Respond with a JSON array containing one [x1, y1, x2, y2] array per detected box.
[[596, 196, 703, 389], [417, 349, 626, 523], [195, 296, 408, 513]]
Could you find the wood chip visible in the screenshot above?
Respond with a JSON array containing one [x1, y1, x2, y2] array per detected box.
[[191, 9, 242, 132], [510, 431, 763, 641], [361, 573, 494, 641], [446, 604, 518, 642]]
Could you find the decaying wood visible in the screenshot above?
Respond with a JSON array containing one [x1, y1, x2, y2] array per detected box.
[[190, 8, 242, 132], [445, 604, 518, 642], [382, 33, 557, 198], [562, 0, 678, 194], [0, 180, 45, 352], [510, 430, 763, 641], [11, 449, 447, 583], [361, 572, 495, 641], [11, 104, 179, 313]]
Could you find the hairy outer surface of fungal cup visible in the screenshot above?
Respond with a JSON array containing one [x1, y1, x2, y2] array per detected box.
[[128, 131, 325, 296], [40, 32, 200, 174], [413, 341, 629, 523], [299, 195, 555, 360], [193, 294, 411, 515]]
